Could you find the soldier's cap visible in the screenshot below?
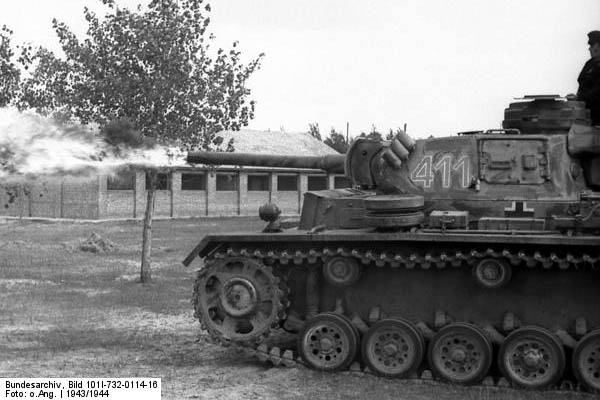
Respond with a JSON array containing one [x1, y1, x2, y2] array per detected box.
[[588, 31, 600, 45]]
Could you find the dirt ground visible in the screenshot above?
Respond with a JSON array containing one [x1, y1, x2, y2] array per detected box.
[[0, 217, 595, 400]]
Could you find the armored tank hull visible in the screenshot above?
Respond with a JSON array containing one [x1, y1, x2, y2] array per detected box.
[[184, 96, 600, 392]]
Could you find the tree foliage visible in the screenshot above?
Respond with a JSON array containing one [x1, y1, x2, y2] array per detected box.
[[1, 28, 34, 214], [323, 127, 348, 154], [0, 25, 22, 107], [17, 47, 72, 121], [19, 0, 263, 151], [308, 122, 321, 141], [322, 125, 404, 154], [101, 118, 144, 147], [359, 125, 383, 141]]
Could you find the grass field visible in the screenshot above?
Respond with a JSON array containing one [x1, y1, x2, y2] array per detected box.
[[0, 217, 595, 400]]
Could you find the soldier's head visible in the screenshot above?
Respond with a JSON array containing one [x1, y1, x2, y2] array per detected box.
[[588, 31, 600, 59]]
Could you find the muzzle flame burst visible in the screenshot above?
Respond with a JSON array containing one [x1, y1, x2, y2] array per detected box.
[[0, 108, 185, 181]]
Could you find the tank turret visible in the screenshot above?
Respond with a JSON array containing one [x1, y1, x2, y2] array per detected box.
[[189, 96, 600, 232]]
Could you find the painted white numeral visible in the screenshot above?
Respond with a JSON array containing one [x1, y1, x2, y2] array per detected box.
[[410, 154, 470, 189], [433, 155, 452, 188], [452, 155, 470, 188], [410, 156, 433, 188]]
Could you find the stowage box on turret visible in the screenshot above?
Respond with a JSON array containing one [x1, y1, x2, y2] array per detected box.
[[183, 95, 600, 392]]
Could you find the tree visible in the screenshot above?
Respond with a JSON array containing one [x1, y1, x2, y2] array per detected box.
[[20, 0, 263, 282], [1, 29, 34, 217], [308, 122, 321, 141], [323, 127, 349, 154], [16, 47, 73, 120], [0, 25, 22, 107], [359, 124, 383, 141], [102, 118, 144, 148]]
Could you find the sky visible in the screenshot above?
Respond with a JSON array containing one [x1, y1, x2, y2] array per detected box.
[[2, 0, 599, 139]]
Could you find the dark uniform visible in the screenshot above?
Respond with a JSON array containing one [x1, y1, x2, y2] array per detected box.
[[577, 31, 600, 125]]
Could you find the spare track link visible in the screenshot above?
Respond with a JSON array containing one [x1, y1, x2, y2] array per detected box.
[[193, 245, 599, 393]]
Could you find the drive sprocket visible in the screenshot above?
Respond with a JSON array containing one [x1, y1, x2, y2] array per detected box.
[[192, 256, 287, 346]]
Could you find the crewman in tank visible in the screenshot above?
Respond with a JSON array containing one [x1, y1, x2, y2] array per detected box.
[[577, 30, 600, 125]]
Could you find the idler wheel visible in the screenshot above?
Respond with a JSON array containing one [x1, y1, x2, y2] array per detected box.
[[499, 326, 565, 389], [194, 257, 285, 344], [473, 258, 512, 289], [573, 329, 600, 392], [298, 313, 358, 371], [322, 257, 362, 287], [428, 322, 492, 385], [362, 318, 424, 377]]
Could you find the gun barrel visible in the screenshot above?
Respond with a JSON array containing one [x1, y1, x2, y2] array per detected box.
[[187, 151, 346, 174]]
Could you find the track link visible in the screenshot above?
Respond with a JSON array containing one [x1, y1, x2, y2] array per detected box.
[[212, 245, 598, 270]]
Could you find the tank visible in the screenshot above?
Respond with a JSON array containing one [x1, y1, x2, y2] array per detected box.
[[183, 95, 600, 392]]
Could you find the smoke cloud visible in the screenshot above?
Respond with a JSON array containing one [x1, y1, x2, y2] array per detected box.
[[0, 108, 185, 181]]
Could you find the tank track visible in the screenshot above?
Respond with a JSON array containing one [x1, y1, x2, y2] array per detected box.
[[210, 245, 598, 270], [192, 245, 600, 393]]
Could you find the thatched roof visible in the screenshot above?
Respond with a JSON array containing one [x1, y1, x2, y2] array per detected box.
[[218, 129, 339, 156]]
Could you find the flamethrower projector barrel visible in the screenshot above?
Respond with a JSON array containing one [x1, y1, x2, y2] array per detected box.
[[186, 151, 346, 174]]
